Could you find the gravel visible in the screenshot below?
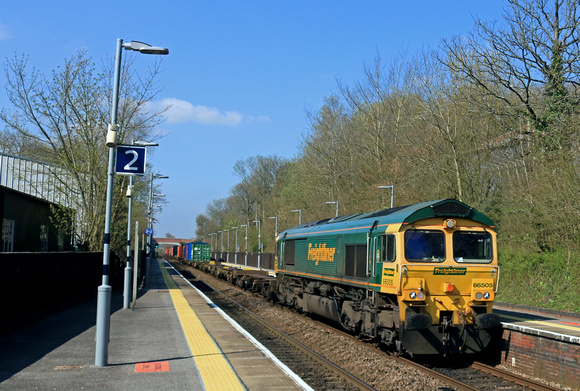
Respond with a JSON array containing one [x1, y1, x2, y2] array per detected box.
[[180, 264, 450, 391]]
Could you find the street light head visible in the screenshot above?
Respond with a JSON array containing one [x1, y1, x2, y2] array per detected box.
[[123, 41, 169, 55], [134, 140, 159, 147], [154, 174, 169, 179]]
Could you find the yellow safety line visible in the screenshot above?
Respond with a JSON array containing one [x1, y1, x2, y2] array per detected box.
[[500, 313, 580, 332], [158, 260, 245, 391]]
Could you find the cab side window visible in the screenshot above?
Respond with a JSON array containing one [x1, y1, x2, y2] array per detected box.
[[381, 234, 396, 262]]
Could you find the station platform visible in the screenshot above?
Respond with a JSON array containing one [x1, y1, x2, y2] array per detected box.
[[0, 257, 311, 391], [494, 302, 580, 344]]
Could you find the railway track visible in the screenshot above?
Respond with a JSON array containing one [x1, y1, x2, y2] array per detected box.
[[169, 259, 563, 391], [418, 360, 563, 391], [212, 286, 374, 390], [173, 262, 374, 390]]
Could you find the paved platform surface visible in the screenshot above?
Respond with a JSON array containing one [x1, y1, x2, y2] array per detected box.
[[494, 302, 580, 344], [0, 257, 309, 391]]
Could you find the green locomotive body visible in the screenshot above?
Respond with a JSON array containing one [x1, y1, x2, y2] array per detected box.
[[275, 199, 501, 355]]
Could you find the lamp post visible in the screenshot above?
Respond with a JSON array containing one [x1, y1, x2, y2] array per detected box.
[[253, 220, 261, 268], [291, 209, 302, 225], [232, 226, 238, 264], [326, 201, 339, 217], [224, 229, 229, 263], [268, 216, 278, 238], [241, 224, 248, 266], [124, 141, 158, 310], [96, 38, 168, 367], [146, 175, 168, 283], [213, 232, 217, 259], [378, 185, 394, 209], [218, 230, 223, 260]]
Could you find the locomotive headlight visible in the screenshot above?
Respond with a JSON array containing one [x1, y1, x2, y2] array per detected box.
[[472, 279, 495, 301], [407, 291, 425, 300], [445, 219, 456, 229]]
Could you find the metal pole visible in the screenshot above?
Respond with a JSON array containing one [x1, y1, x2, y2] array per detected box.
[[132, 221, 139, 310], [123, 174, 133, 309], [326, 201, 338, 217], [146, 172, 154, 284], [225, 229, 229, 263], [241, 224, 247, 266], [269, 216, 278, 238], [291, 209, 302, 225], [378, 185, 394, 209], [232, 226, 238, 264], [96, 38, 123, 367], [219, 231, 223, 260], [254, 220, 261, 268]]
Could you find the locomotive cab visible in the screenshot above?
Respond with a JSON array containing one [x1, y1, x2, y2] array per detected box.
[[395, 217, 500, 355]]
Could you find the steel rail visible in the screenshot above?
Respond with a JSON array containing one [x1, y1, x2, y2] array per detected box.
[[174, 261, 376, 391], [472, 362, 562, 391]]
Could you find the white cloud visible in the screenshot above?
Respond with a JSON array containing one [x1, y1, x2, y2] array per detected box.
[[0, 23, 14, 41], [153, 98, 268, 126]]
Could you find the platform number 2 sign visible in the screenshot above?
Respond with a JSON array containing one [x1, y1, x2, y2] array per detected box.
[[115, 145, 146, 176]]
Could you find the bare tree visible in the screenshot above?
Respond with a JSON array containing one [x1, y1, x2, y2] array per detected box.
[[0, 50, 166, 250], [232, 155, 288, 220], [441, 0, 580, 147], [194, 214, 209, 239]]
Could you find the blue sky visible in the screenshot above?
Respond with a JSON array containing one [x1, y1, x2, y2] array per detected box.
[[1, 1, 504, 239]]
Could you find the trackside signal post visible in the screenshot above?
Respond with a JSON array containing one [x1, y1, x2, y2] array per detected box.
[[95, 38, 168, 367]]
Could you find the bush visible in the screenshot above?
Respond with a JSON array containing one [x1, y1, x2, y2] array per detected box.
[[496, 246, 580, 312]]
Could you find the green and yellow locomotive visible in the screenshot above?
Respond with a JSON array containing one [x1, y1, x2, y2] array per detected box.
[[275, 199, 501, 355]]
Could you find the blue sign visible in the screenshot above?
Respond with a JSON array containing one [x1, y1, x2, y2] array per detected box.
[[115, 145, 146, 175], [145, 228, 153, 235]]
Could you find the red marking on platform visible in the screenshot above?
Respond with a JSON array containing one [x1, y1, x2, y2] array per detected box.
[[135, 361, 170, 373], [562, 321, 580, 326]]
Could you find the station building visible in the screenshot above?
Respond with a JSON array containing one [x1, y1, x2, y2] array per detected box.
[[0, 153, 74, 252]]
